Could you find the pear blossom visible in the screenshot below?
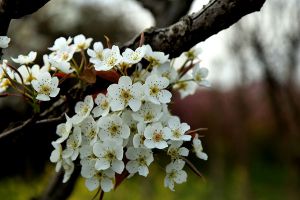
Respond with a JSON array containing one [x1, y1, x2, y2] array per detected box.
[[122, 46, 146, 64], [192, 65, 210, 87], [81, 116, 99, 145], [53, 114, 72, 144], [97, 114, 130, 144], [151, 62, 177, 83], [62, 126, 82, 161], [173, 74, 197, 99], [0, 36, 10, 49], [80, 145, 98, 178], [193, 134, 208, 160], [144, 122, 171, 149], [94, 45, 122, 71], [31, 72, 60, 101], [164, 159, 187, 191], [48, 45, 75, 73], [132, 102, 163, 124], [167, 141, 189, 160], [168, 116, 191, 141], [49, 37, 72, 51], [92, 93, 110, 117], [144, 44, 169, 67], [184, 47, 201, 60], [85, 169, 115, 192], [73, 34, 93, 51], [107, 76, 143, 112], [62, 158, 75, 183], [0, 78, 10, 93], [0, 60, 14, 80], [11, 51, 37, 65], [15, 65, 42, 85], [93, 140, 124, 173], [126, 147, 154, 177], [71, 95, 94, 124], [88, 42, 104, 64], [50, 142, 63, 172], [144, 74, 172, 104], [132, 122, 146, 148]]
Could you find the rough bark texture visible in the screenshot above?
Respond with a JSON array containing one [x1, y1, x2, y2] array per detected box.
[[124, 0, 266, 58]]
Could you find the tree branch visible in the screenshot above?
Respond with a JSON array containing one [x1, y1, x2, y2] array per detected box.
[[0, 0, 51, 57], [123, 0, 266, 58]]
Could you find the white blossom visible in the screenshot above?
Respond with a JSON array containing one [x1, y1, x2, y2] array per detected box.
[[15, 65, 42, 85], [50, 142, 63, 172], [193, 134, 208, 160], [73, 34, 92, 51], [167, 141, 189, 160], [94, 45, 122, 71], [97, 114, 130, 144], [122, 46, 146, 64], [0, 78, 10, 93], [151, 62, 177, 83], [81, 115, 99, 145], [132, 122, 146, 148], [92, 93, 110, 117], [11, 51, 37, 65], [107, 76, 143, 112], [62, 126, 82, 161], [144, 74, 172, 104], [144, 122, 171, 149], [93, 140, 124, 174], [88, 42, 104, 64], [144, 44, 169, 67], [53, 114, 72, 144], [173, 74, 197, 99], [72, 95, 94, 124], [168, 116, 191, 141], [85, 169, 115, 192], [132, 102, 163, 124], [164, 159, 187, 191], [31, 72, 60, 101], [49, 37, 72, 51], [126, 147, 154, 177], [192, 64, 210, 87], [0, 36, 11, 49], [62, 158, 75, 183]]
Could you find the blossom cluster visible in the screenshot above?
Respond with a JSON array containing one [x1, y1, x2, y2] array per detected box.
[[1, 34, 209, 193], [47, 36, 208, 192]]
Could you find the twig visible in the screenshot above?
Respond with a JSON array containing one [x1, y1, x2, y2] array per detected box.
[[0, 117, 34, 140]]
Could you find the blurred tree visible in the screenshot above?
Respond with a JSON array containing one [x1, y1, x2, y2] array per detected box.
[[0, 0, 266, 199]]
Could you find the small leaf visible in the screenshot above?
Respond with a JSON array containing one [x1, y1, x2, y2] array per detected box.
[[80, 68, 96, 84], [95, 70, 120, 83]]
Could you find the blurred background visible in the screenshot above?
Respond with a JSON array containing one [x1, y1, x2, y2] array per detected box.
[[0, 0, 300, 199]]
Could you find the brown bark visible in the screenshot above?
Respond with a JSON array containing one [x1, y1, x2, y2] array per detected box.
[[123, 0, 266, 58]]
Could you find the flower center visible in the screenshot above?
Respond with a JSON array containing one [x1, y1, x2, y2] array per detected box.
[[40, 84, 51, 95], [153, 131, 163, 142], [108, 123, 120, 136], [150, 85, 159, 96], [120, 89, 132, 103]]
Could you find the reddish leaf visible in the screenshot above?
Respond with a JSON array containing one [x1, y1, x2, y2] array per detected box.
[[95, 70, 120, 83], [80, 68, 96, 84]]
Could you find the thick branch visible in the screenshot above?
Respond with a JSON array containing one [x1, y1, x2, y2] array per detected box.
[[0, 0, 51, 57], [124, 0, 266, 58]]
